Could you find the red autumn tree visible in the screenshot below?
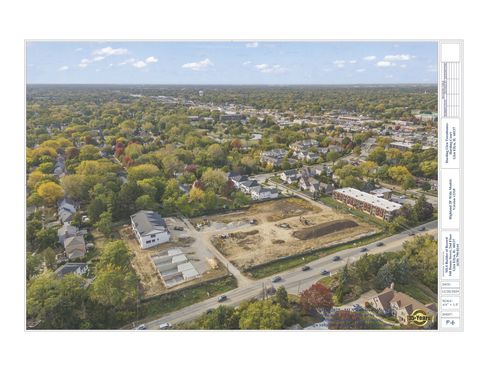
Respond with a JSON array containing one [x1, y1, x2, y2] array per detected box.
[[300, 282, 333, 316], [328, 310, 369, 330], [123, 155, 134, 167], [230, 138, 242, 150]]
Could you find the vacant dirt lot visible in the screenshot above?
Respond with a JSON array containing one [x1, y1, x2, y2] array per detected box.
[[207, 198, 378, 270], [191, 198, 319, 232]]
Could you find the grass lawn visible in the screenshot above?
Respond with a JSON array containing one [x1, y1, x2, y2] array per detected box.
[[138, 275, 238, 322], [395, 281, 437, 304]]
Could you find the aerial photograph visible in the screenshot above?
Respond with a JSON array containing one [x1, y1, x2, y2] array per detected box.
[[25, 41, 439, 330]]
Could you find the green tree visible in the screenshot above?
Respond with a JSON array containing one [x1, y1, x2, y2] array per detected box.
[[274, 286, 289, 308], [97, 241, 132, 270], [201, 168, 228, 194], [135, 194, 158, 210], [26, 252, 43, 280], [42, 247, 57, 270], [87, 198, 107, 223], [90, 266, 138, 307], [412, 195, 434, 222], [239, 300, 287, 329], [27, 272, 87, 329], [127, 164, 161, 182], [35, 227, 57, 250], [79, 144, 101, 160], [95, 211, 113, 237], [197, 305, 239, 329]]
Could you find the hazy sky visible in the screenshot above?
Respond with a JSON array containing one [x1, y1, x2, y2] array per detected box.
[[26, 41, 438, 85]]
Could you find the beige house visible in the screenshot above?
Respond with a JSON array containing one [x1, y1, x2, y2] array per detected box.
[[64, 235, 86, 260], [366, 284, 437, 327]]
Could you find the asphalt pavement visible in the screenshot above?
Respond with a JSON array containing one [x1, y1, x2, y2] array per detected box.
[[143, 220, 437, 329]]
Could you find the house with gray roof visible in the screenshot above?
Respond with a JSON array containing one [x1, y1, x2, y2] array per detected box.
[[57, 224, 79, 244], [64, 235, 86, 260], [55, 262, 88, 278], [131, 210, 170, 249]]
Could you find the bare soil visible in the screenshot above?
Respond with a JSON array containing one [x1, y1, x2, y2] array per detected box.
[[205, 198, 378, 270], [117, 225, 227, 298], [292, 219, 359, 240]]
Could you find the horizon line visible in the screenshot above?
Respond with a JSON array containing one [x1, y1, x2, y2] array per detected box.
[[27, 82, 438, 87]]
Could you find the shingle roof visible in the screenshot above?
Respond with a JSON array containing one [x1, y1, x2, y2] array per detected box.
[[131, 210, 168, 236], [55, 263, 87, 278]]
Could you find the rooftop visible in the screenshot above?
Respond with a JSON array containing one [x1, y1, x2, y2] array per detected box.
[[334, 187, 402, 211], [131, 210, 168, 236]]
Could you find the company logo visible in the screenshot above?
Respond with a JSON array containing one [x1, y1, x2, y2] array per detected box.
[[408, 309, 433, 327]]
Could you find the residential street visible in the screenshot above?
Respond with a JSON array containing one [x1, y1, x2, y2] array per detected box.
[[143, 220, 437, 329]]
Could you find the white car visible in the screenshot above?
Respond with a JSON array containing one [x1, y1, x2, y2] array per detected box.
[[159, 322, 172, 330]]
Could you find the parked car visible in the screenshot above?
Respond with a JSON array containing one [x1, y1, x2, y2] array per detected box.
[[174, 226, 184, 231], [333, 256, 341, 261], [217, 295, 227, 302], [352, 304, 363, 312], [159, 322, 172, 330], [321, 270, 329, 276], [408, 231, 415, 236], [272, 276, 282, 283], [135, 324, 146, 330], [376, 242, 384, 247], [301, 265, 311, 271], [419, 226, 426, 231], [360, 247, 368, 252]]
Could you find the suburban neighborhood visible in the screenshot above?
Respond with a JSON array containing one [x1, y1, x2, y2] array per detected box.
[[26, 43, 439, 331]]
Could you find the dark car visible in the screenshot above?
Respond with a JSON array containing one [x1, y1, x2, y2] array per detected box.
[[333, 256, 341, 261], [352, 304, 363, 312], [174, 226, 184, 231], [376, 242, 384, 247], [217, 295, 227, 302], [321, 270, 329, 276], [418, 226, 426, 231], [360, 247, 368, 252], [301, 265, 311, 271], [272, 276, 282, 283]]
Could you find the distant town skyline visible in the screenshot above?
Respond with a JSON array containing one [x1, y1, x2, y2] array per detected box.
[[27, 41, 438, 85]]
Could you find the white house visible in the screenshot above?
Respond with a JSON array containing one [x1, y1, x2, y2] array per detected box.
[[280, 169, 300, 183], [250, 186, 279, 200], [239, 179, 259, 194], [131, 210, 170, 249]]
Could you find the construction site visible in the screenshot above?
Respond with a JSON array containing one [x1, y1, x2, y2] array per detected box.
[[195, 198, 378, 270], [118, 217, 228, 298]]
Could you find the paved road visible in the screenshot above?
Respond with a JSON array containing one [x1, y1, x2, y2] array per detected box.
[[143, 220, 437, 329]]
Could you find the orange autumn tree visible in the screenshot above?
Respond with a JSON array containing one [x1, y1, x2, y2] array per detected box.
[[300, 282, 334, 316]]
